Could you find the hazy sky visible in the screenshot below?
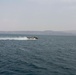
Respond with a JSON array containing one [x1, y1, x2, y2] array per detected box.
[[0, 0, 76, 31]]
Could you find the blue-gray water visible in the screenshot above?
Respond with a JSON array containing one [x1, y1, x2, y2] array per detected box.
[[0, 34, 76, 75]]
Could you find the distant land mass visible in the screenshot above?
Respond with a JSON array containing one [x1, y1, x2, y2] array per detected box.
[[0, 30, 76, 36]]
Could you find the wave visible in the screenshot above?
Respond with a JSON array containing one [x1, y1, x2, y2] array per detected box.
[[0, 37, 28, 40]]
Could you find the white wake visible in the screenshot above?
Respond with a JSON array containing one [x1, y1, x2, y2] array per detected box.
[[0, 37, 28, 40]]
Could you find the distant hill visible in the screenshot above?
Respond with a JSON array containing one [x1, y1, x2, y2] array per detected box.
[[65, 30, 76, 35], [0, 30, 75, 36]]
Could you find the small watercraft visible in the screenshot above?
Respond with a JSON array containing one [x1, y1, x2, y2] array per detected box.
[[27, 37, 38, 40]]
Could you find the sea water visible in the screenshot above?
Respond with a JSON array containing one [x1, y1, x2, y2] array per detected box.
[[0, 34, 76, 75]]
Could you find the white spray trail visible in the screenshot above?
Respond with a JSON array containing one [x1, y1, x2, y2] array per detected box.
[[0, 37, 28, 40]]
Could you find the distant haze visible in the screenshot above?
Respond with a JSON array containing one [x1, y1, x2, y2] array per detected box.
[[0, 0, 76, 31]]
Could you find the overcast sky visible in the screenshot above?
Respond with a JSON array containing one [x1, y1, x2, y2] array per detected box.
[[0, 0, 76, 31]]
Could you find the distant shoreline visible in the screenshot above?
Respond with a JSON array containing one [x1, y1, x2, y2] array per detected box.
[[0, 31, 76, 36]]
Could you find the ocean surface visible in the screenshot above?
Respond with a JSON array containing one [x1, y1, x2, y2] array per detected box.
[[0, 34, 76, 75]]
